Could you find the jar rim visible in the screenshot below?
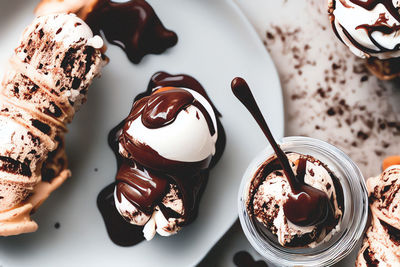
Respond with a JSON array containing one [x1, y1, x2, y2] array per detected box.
[[238, 136, 368, 266]]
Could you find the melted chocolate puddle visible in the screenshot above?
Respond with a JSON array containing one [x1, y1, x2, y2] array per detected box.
[[97, 72, 226, 246], [86, 0, 178, 63], [97, 183, 145, 246], [233, 251, 268, 267]]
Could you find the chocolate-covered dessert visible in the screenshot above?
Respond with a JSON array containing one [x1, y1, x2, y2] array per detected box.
[[248, 153, 344, 247], [98, 72, 225, 246], [328, 0, 400, 80], [231, 77, 344, 248], [356, 163, 400, 266]]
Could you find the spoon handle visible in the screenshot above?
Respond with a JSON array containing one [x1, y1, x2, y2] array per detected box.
[[231, 77, 299, 192]]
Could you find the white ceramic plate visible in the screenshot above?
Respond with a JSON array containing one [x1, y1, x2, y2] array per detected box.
[[0, 0, 283, 266]]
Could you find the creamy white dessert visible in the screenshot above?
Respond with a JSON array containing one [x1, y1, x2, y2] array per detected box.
[[114, 85, 220, 241], [122, 89, 217, 163], [329, 0, 400, 59]]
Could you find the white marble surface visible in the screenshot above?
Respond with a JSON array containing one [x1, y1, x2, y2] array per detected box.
[[237, 0, 400, 179], [200, 0, 400, 266]]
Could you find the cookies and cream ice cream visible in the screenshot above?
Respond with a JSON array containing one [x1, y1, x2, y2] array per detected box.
[[0, 13, 105, 236], [248, 152, 344, 247], [110, 72, 225, 241], [356, 165, 400, 266]]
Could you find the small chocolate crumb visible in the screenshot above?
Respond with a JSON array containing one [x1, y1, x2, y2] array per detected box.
[[327, 107, 336, 116], [360, 75, 368, 82], [72, 78, 82, 89], [332, 63, 341, 70], [316, 88, 326, 98], [38, 29, 44, 39], [326, 183, 332, 190], [357, 131, 369, 140]]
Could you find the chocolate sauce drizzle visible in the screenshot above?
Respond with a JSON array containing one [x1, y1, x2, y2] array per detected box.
[[97, 183, 145, 246], [115, 161, 168, 214], [331, 0, 400, 55], [363, 246, 380, 266], [86, 0, 178, 63], [349, 0, 400, 22], [97, 72, 225, 246], [127, 88, 215, 136], [231, 77, 335, 227], [233, 251, 268, 267], [380, 219, 400, 245]]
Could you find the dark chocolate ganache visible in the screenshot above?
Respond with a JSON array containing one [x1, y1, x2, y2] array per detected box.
[[97, 72, 225, 246], [247, 154, 344, 248], [86, 0, 178, 63], [233, 251, 268, 267]]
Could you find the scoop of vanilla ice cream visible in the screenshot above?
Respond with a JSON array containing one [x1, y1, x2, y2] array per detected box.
[[252, 153, 342, 247], [115, 88, 217, 240], [329, 0, 400, 59], [124, 88, 218, 162]]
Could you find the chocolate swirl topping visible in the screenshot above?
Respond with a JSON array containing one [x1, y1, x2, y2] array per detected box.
[[330, 0, 400, 56], [349, 0, 400, 21], [97, 72, 225, 246], [86, 0, 178, 63], [126, 88, 215, 136]]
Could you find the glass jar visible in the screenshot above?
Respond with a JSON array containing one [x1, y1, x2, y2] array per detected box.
[[238, 136, 368, 266]]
